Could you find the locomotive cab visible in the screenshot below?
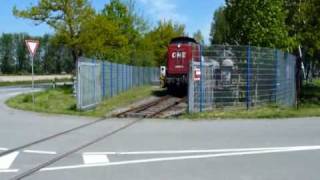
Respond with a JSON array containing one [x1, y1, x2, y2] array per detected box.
[[165, 37, 200, 89]]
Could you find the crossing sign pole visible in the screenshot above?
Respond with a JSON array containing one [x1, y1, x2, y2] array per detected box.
[[25, 40, 39, 104]]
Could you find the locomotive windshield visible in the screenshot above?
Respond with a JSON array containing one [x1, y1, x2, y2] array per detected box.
[[170, 37, 198, 44]]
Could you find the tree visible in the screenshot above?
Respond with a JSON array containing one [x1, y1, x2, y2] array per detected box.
[[145, 20, 185, 66], [210, 6, 230, 45], [225, 0, 291, 48], [101, 0, 152, 65], [15, 33, 30, 73], [13, 0, 95, 68], [193, 30, 205, 44], [285, 0, 320, 80], [0, 34, 15, 74], [79, 13, 128, 62]]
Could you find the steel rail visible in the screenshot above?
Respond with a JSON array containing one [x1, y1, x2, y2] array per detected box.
[[0, 118, 106, 158]]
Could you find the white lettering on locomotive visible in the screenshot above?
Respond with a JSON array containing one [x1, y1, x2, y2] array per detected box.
[[172, 52, 186, 59]]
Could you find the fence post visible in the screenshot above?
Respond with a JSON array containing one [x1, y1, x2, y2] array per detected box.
[[142, 67, 145, 85], [76, 59, 81, 110], [200, 46, 204, 112], [188, 61, 194, 113], [110, 63, 113, 97], [129, 66, 131, 88], [121, 64, 123, 92], [102, 61, 106, 98], [274, 49, 279, 103], [92, 59, 96, 103], [285, 52, 289, 105], [123, 65, 125, 91], [246, 45, 251, 110], [116, 64, 119, 94], [125, 65, 127, 90]]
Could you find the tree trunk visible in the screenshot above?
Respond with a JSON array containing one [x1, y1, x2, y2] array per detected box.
[[71, 48, 79, 76]]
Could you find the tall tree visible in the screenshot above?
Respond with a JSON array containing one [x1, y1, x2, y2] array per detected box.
[[101, 0, 150, 65], [285, 0, 320, 79], [0, 34, 15, 74], [13, 0, 95, 68], [225, 0, 291, 48], [210, 6, 230, 45], [79, 13, 128, 62], [15, 33, 29, 73], [193, 30, 205, 44], [145, 20, 185, 66]]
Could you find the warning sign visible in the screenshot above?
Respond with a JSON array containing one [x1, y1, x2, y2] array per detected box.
[[194, 68, 201, 81], [25, 40, 39, 57]]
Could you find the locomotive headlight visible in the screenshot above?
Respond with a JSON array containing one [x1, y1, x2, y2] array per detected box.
[[178, 43, 181, 48]]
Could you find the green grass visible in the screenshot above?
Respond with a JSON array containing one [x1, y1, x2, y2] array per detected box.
[[182, 79, 320, 120], [6, 85, 160, 117]]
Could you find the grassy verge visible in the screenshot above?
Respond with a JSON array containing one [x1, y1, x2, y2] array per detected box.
[[182, 79, 320, 119], [0, 79, 71, 87], [6, 85, 159, 117]]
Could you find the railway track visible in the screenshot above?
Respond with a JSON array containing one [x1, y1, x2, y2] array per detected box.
[[116, 95, 187, 118], [5, 95, 186, 179], [7, 117, 142, 180]]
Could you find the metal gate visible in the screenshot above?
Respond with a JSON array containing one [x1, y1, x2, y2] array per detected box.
[[77, 59, 102, 110]]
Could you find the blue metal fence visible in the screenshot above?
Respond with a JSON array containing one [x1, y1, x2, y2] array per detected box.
[[77, 57, 160, 110], [188, 45, 297, 113]]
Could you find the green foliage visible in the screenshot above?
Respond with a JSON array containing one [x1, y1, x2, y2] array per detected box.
[[79, 14, 128, 62], [210, 6, 230, 45], [145, 20, 186, 66], [193, 30, 205, 44], [11, 0, 188, 69], [0, 33, 73, 75], [0, 34, 15, 74], [15, 33, 30, 73], [225, 0, 291, 48], [13, 0, 95, 64]]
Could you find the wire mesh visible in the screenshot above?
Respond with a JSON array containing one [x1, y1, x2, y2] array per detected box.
[[188, 45, 297, 113], [77, 57, 160, 110]]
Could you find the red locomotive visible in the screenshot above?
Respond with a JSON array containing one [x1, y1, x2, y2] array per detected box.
[[165, 37, 200, 90]]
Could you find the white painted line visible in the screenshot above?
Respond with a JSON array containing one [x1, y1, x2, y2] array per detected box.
[[8, 92, 24, 96], [0, 151, 19, 169], [23, 150, 57, 155], [83, 145, 320, 155], [0, 147, 9, 151], [0, 169, 19, 173], [82, 154, 110, 164], [42, 146, 320, 171]]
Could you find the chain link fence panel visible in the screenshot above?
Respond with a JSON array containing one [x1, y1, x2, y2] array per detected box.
[[77, 57, 160, 110], [188, 45, 296, 113]]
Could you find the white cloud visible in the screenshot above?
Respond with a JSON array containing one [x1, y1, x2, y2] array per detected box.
[[137, 0, 187, 23]]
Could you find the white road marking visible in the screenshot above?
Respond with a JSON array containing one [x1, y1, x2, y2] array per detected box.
[[82, 154, 110, 164], [42, 145, 320, 171], [7, 92, 24, 96], [0, 147, 56, 155], [23, 150, 57, 155], [0, 151, 19, 169], [0, 148, 9, 151], [82, 145, 320, 155], [0, 169, 19, 173]]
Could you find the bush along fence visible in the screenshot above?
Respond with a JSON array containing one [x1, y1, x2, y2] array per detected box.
[[188, 45, 297, 113], [77, 57, 160, 110]]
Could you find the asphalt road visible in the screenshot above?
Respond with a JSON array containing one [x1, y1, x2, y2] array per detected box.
[[0, 87, 320, 180]]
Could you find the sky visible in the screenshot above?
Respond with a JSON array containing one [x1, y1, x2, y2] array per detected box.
[[0, 0, 225, 44]]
